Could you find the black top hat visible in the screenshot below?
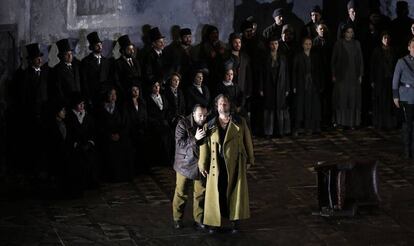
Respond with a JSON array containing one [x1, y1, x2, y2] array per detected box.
[[347, 0, 356, 10], [26, 43, 43, 59], [56, 39, 73, 54], [180, 28, 192, 37], [268, 35, 279, 42], [272, 8, 284, 18], [87, 31, 102, 46], [149, 27, 165, 43], [118, 35, 132, 49], [311, 5, 322, 13], [241, 19, 254, 32]]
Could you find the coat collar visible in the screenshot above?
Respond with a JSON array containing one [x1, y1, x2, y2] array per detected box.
[[207, 114, 242, 145]]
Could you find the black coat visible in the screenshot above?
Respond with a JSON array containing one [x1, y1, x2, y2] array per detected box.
[[80, 53, 113, 103], [52, 60, 81, 103], [185, 85, 210, 114], [260, 53, 290, 110], [146, 94, 174, 166], [114, 57, 142, 97], [21, 66, 48, 118], [96, 103, 133, 182], [65, 110, 98, 193], [216, 82, 244, 110], [292, 51, 323, 122], [164, 87, 186, 125], [143, 49, 166, 84]]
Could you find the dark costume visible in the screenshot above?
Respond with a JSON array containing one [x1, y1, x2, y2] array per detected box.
[[370, 46, 398, 129], [260, 52, 290, 136], [65, 109, 99, 196], [185, 84, 211, 114], [124, 97, 149, 173], [96, 102, 134, 182], [146, 93, 174, 166], [331, 38, 364, 127], [292, 50, 323, 132]]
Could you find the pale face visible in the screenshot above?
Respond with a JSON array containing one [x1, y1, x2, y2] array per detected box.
[[75, 101, 85, 112], [194, 72, 203, 85], [344, 28, 354, 40], [269, 40, 279, 52], [274, 15, 283, 26], [182, 35, 192, 46], [170, 75, 180, 89], [348, 8, 356, 20], [152, 82, 161, 95], [311, 12, 321, 23], [57, 108, 66, 119], [193, 107, 208, 126], [302, 39, 313, 52], [224, 69, 234, 82], [153, 38, 165, 51], [131, 86, 140, 98], [63, 51, 73, 63], [124, 44, 135, 58], [232, 38, 242, 51], [382, 35, 390, 47], [411, 23, 414, 35], [217, 97, 230, 115], [108, 89, 117, 103], [316, 24, 326, 38], [93, 42, 103, 54]]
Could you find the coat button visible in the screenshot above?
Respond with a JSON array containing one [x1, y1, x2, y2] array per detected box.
[[212, 166, 215, 168]]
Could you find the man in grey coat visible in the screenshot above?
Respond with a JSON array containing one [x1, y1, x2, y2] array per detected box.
[[172, 104, 208, 229], [393, 37, 414, 159]]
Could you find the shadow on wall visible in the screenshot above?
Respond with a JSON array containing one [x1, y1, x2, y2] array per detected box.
[[233, 0, 305, 37]]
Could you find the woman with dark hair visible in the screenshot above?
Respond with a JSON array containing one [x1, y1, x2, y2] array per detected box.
[[260, 37, 290, 137], [292, 37, 323, 135], [331, 24, 364, 129], [165, 72, 186, 127], [185, 69, 211, 114], [96, 88, 133, 182], [65, 92, 99, 196], [370, 31, 398, 129], [216, 66, 244, 114], [124, 85, 149, 174], [146, 79, 174, 166]]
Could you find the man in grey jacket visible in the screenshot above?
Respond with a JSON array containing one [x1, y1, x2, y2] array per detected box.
[[393, 37, 414, 159], [172, 104, 208, 229]]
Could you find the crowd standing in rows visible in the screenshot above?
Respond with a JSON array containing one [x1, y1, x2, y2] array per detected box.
[[4, 0, 414, 232]]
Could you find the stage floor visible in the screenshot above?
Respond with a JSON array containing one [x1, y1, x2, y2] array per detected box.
[[1, 128, 414, 245]]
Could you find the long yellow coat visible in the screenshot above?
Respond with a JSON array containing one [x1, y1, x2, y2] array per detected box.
[[198, 115, 255, 226]]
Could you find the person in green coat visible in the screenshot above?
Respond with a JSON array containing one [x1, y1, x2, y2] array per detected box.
[[198, 94, 255, 233]]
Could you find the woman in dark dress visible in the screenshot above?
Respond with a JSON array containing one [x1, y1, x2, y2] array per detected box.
[[65, 93, 99, 196], [292, 37, 323, 135], [125, 86, 148, 174], [216, 66, 244, 114], [164, 72, 186, 127], [370, 31, 398, 129], [146, 80, 174, 166], [96, 88, 133, 182], [125, 85, 149, 174], [259, 37, 290, 137]]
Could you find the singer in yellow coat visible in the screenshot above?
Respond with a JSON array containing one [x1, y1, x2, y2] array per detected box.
[[198, 94, 254, 227]]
